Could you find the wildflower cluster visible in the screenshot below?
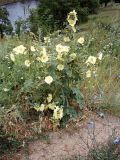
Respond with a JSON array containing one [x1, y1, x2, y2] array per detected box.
[[0, 10, 104, 129]]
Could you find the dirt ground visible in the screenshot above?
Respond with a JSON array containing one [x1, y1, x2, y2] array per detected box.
[[4, 113, 119, 160]]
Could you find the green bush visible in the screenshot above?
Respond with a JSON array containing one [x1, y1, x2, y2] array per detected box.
[[0, 12, 104, 135], [0, 32, 85, 124]]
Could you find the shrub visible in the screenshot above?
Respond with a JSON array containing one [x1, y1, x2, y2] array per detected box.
[[0, 12, 103, 135], [0, 32, 85, 127]]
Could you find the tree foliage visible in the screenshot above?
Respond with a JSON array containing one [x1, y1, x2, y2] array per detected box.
[[99, 0, 111, 6], [0, 7, 13, 38]]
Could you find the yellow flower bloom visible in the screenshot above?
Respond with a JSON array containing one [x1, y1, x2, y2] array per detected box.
[[10, 53, 15, 62], [53, 106, 63, 120], [40, 54, 49, 63], [63, 36, 70, 42], [63, 46, 70, 52], [13, 45, 26, 55], [44, 37, 50, 43], [42, 47, 47, 55], [40, 104, 45, 112], [25, 60, 31, 67], [85, 56, 97, 65], [77, 37, 85, 45], [40, 47, 49, 63], [47, 94, 53, 103], [3, 88, 9, 92], [72, 26, 76, 33], [57, 64, 64, 71], [86, 70, 91, 78], [30, 46, 36, 52], [56, 53, 64, 61], [23, 51, 27, 55], [47, 102, 56, 110], [36, 57, 41, 61], [67, 10, 78, 27], [45, 76, 53, 85], [70, 53, 76, 60], [56, 44, 70, 53], [34, 104, 45, 112]]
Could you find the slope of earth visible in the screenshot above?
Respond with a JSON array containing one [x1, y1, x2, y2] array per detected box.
[[2, 113, 120, 160]]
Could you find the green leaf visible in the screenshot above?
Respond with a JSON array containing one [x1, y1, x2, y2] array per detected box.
[[21, 79, 33, 92], [65, 107, 78, 118], [24, 79, 33, 88], [71, 87, 84, 109]]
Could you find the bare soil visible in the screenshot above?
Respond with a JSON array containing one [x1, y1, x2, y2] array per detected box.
[[1, 113, 120, 160]]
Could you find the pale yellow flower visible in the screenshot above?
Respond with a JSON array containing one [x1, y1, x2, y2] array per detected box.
[[72, 26, 76, 33], [67, 10, 78, 27], [36, 57, 41, 61], [47, 102, 56, 110], [47, 94, 53, 103], [77, 37, 85, 45], [25, 60, 31, 67], [70, 53, 76, 60], [41, 47, 47, 55], [53, 106, 63, 120], [56, 44, 70, 53], [40, 54, 49, 63], [40, 47, 49, 63], [63, 36, 70, 42], [45, 76, 53, 85], [56, 53, 64, 61], [64, 46, 70, 52], [98, 52, 103, 60], [85, 56, 97, 65], [30, 46, 36, 52], [10, 53, 15, 62], [3, 88, 9, 92], [40, 104, 45, 112], [44, 37, 50, 43], [23, 51, 27, 55], [57, 64, 64, 71], [34, 104, 45, 112], [13, 45, 26, 55], [56, 44, 63, 53], [86, 70, 91, 78]]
